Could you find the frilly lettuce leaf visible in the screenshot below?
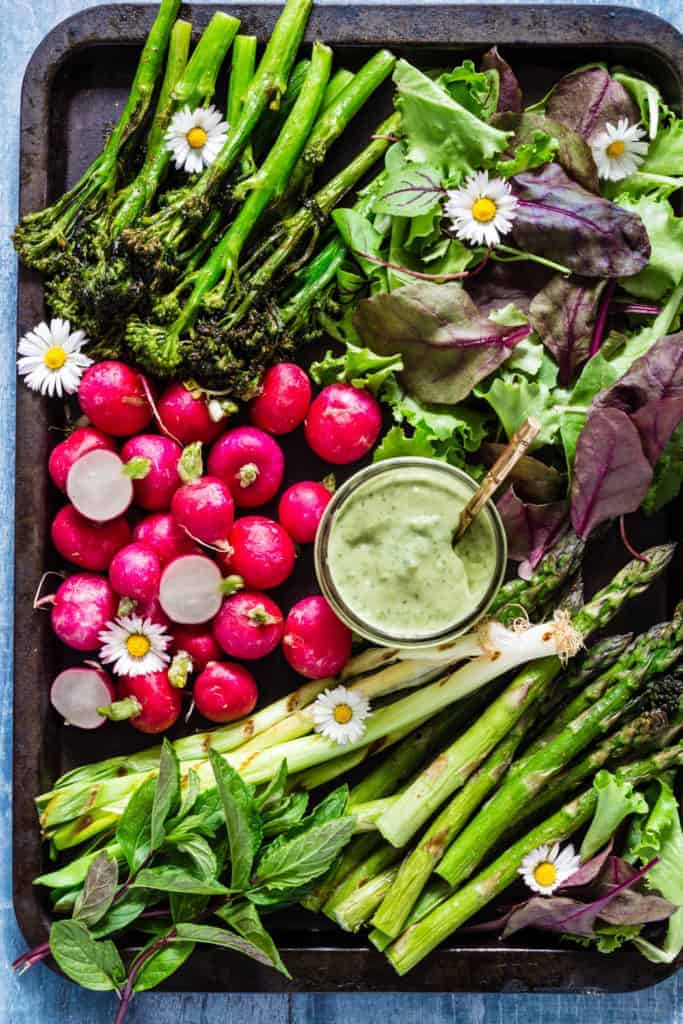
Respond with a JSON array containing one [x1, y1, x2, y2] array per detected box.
[[393, 59, 510, 182], [625, 777, 683, 964], [436, 59, 500, 121], [613, 71, 663, 140], [492, 112, 598, 192], [310, 343, 403, 395], [580, 771, 649, 861], [616, 193, 683, 301]]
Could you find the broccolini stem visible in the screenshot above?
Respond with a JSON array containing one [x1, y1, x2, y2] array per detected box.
[[228, 35, 258, 177]]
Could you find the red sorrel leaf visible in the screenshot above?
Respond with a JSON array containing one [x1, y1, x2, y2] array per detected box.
[[546, 68, 640, 143], [481, 47, 522, 113], [480, 442, 565, 503], [529, 274, 607, 385], [595, 330, 683, 466], [511, 163, 650, 278], [562, 841, 614, 889], [492, 112, 599, 192], [465, 260, 553, 317], [353, 281, 530, 404], [497, 486, 569, 578], [570, 406, 653, 538]]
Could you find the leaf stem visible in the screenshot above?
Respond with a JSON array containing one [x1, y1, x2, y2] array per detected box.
[[493, 243, 571, 276], [619, 515, 650, 564], [589, 279, 616, 357]]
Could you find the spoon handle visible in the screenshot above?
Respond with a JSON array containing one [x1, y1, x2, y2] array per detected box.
[[454, 417, 541, 542]]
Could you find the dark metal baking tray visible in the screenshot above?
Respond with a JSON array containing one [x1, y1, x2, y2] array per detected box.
[[13, 1, 683, 993]]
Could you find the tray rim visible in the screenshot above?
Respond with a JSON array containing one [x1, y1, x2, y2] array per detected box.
[[13, 0, 683, 995]]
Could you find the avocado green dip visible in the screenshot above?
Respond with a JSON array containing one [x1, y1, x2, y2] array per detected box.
[[326, 464, 499, 640]]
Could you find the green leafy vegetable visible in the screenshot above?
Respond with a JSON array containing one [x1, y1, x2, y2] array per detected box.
[[174, 922, 290, 975], [49, 920, 126, 992], [209, 748, 263, 891], [580, 771, 648, 860], [116, 775, 157, 873], [133, 937, 195, 992], [616, 193, 683, 301], [151, 739, 181, 852], [253, 816, 355, 893], [72, 851, 118, 929], [644, 422, 683, 514], [132, 866, 230, 895]]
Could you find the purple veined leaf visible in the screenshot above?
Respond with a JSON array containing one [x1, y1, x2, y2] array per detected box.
[[502, 856, 669, 939], [570, 407, 653, 539], [595, 330, 683, 466], [510, 163, 651, 278], [561, 840, 614, 889], [529, 274, 607, 386], [497, 486, 570, 578], [353, 281, 532, 404], [480, 442, 565, 503], [492, 112, 599, 193], [465, 260, 553, 317], [546, 67, 640, 144], [481, 47, 522, 113]]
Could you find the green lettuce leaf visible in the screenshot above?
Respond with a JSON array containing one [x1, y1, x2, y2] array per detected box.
[[640, 118, 683, 176], [492, 130, 558, 178], [607, 283, 683, 376], [310, 343, 403, 394], [580, 771, 648, 861], [559, 352, 621, 475], [393, 59, 509, 182], [617, 194, 683, 301], [625, 777, 683, 964], [613, 71, 662, 139], [437, 59, 500, 121]]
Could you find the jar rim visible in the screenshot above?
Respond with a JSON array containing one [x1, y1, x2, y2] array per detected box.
[[313, 457, 507, 650]]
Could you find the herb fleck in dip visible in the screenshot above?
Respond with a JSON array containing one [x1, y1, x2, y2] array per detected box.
[[323, 462, 501, 641]]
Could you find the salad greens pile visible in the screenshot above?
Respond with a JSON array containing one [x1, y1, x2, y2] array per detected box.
[[314, 53, 683, 572]]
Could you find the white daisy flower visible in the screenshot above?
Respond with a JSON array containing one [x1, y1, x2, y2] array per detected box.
[[98, 615, 171, 677], [310, 686, 371, 746], [518, 842, 581, 896], [17, 318, 92, 398], [444, 171, 518, 247], [591, 119, 649, 181], [165, 105, 228, 174]]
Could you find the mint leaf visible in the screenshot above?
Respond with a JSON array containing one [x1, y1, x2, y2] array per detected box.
[[133, 937, 195, 992], [89, 891, 150, 938], [73, 851, 118, 928], [217, 900, 290, 977], [116, 775, 156, 872], [174, 922, 290, 977], [172, 835, 218, 880], [253, 817, 355, 893], [151, 739, 181, 852], [49, 920, 125, 992], [261, 792, 309, 837], [132, 866, 229, 896], [209, 748, 262, 891]]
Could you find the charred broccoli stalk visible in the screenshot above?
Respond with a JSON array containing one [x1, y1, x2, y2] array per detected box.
[[13, 0, 180, 272]]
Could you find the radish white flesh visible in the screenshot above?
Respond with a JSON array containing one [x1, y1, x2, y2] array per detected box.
[[50, 668, 116, 730], [159, 555, 223, 624], [67, 449, 133, 523]]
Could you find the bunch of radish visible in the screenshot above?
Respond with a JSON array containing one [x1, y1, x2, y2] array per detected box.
[[42, 359, 382, 736]]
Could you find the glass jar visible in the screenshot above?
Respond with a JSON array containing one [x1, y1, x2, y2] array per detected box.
[[314, 457, 507, 650]]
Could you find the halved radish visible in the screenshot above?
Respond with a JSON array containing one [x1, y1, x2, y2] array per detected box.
[[159, 554, 224, 625], [50, 667, 116, 729], [67, 449, 146, 523]]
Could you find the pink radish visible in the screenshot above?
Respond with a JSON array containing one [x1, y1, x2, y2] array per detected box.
[[50, 666, 116, 730], [106, 671, 182, 734], [224, 516, 296, 590], [282, 595, 352, 679], [49, 427, 116, 492], [249, 363, 312, 435], [208, 426, 284, 508], [120, 434, 182, 511], [159, 554, 226, 624], [109, 543, 161, 603], [134, 596, 170, 628], [133, 513, 199, 565], [171, 624, 222, 671], [157, 382, 225, 445], [78, 361, 153, 436], [66, 449, 149, 522], [171, 476, 234, 549], [278, 481, 332, 544], [213, 591, 284, 660], [51, 505, 131, 570], [50, 573, 117, 651], [194, 661, 258, 723], [305, 383, 382, 464]]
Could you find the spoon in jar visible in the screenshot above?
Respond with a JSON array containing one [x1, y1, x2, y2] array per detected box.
[[453, 417, 541, 545]]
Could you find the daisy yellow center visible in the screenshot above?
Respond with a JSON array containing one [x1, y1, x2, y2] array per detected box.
[[126, 634, 151, 658], [333, 703, 353, 724], [471, 197, 497, 223], [43, 346, 67, 370], [187, 127, 208, 149], [606, 140, 626, 158], [533, 862, 558, 888]]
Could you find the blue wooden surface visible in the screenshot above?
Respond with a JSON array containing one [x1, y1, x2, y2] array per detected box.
[[2, 0, 683, 1019]]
